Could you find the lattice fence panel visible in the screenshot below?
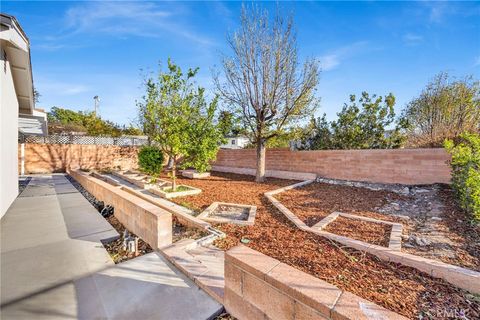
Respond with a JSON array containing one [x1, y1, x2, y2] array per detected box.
[[20, 134, 148, 146]]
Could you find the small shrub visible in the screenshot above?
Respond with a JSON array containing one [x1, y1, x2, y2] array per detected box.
[[444, 133, 480, 223], [138, 146, 164, 176]]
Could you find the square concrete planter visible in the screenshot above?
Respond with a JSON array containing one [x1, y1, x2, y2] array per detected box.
[[181, 170, 211, 179], [149, 184, 202, 199], [112, 171, 152, 189], [113, 170, 173, 190], [198, 202, 257, 226]]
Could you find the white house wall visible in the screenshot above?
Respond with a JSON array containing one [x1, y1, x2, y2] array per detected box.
[[0, 47, 19, 218]]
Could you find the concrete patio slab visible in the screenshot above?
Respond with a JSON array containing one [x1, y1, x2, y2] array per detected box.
[[1, 174, 223, 319], [2, 252, 223, 320]]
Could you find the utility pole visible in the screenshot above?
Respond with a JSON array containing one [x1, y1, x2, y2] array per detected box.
[[93, 95, 100, 117]]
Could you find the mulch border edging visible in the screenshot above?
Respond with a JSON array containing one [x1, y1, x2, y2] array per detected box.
[[265, 180, 480, 294], [312, 211, 403, 250]]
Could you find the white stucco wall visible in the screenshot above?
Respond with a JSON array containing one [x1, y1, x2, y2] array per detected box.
[[220, 137, 249, 149], [0, 47, 19, 218]]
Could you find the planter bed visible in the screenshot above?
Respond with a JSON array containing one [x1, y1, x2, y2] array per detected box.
[[322, 215, 392, 247], [149, 184, 202, 199], [181, 169, 211, 179], [276, 181, 405, 227], [277, 182, 480, 272], [165, 171, 479, 319], [112, 170, 171, 189]]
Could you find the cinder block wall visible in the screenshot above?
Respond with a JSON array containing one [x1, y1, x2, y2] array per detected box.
[[19, 143, 139, 174], [224, 245, 407, 320], [69, 169, 172, 249], [214, 148, 451, 185]]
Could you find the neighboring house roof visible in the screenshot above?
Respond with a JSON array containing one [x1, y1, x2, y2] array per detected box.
[[18, 116, 46, 136], [0, 13, 35, 115]]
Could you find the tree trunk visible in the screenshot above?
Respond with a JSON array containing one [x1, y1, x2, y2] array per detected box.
[[172, 156, 177, 191], [255, 138, 266, 182], [167, 155, 174, 169]]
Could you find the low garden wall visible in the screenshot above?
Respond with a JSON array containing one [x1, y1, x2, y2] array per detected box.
[[213, 148, 451, 185], [68, 169, 172, 249], [224, 245, 407, 320], [19, 143, 139, 174]]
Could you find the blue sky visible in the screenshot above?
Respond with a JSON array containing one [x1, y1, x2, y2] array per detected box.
[[3, 1, 480, 126]]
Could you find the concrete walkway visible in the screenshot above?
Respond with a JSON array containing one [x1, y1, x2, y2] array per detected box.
[[1, 174, 222, 319]]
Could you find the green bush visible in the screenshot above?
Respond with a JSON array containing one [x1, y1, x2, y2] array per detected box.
[[138, 146, 164, 176], [444, 133, 480, 223]]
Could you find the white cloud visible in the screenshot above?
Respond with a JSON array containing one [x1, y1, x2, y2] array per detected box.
[[319, 41, 370, 72], [319, 54, 340, 71], [38, 80, 90, 96], [403, 33, 423, 46], [475, 56, 480, 67], [40, 1, 215, 49]]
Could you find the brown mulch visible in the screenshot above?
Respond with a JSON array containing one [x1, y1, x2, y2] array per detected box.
[[163, 172, 479, 319], [323, 216, 392, 247], [103, 215, 153, 263], [277, 182, 406, 226]]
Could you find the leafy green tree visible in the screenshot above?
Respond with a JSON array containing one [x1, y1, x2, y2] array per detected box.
[[300, 93, 406, 150], [217, 110, 244, 138], [401, 72, 480, 147], [122, 125, 143, 136], [183, 96, 222, 172], [47, 106, 131, 137], [33, 87, 41, 104], [215, 5, 319, 182], [445, 133, 480, 222], [300, 115, 333, 150], [138, 59, 221, 190], [48, 106, 85, 126], [330, 92, 404, 149]]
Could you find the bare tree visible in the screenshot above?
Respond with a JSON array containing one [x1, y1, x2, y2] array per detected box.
[[215, 5, 319, 182], [401, 72, 480, 147]]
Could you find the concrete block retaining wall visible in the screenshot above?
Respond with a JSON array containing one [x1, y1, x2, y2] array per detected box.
[[68, 169, 172, 249], [20, 143, 451, 185], [224, 245, 407, 320], [214, 148, 451, 185], [19, 143, 139, 174]]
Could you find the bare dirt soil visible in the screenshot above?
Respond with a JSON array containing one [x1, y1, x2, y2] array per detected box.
[[172, 216, 209, 242], [103, 215, 153, 263], [165, 172, 480, 319], [323, 216, 392, 247]]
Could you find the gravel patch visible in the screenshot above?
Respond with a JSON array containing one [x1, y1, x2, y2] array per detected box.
[[172, 216, 209, 242]]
